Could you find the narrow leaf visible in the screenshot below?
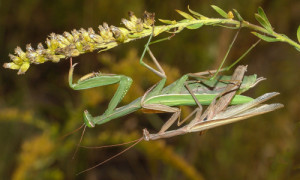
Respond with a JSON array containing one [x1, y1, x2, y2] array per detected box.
[[187, 5, 206, 19], [175, 9, 195, 20], [297, 25, 300, 43], [295, 47, 300, 52], [159, 19, 176, 25], [178, 19, 190, 23], [211, 5, 228, 18], [255, 14, 273, 33], [233, 9, 244, 21], [186, 23, 203, 29], [252, 32, 279, 42], [257, 7, 272, 28]]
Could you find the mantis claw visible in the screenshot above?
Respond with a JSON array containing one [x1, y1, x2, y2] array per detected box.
[[143, 129, 150, 141], [83, 110, 95, 128]]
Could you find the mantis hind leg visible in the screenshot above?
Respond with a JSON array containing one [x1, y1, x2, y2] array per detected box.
[[68, 58, 133, 127]]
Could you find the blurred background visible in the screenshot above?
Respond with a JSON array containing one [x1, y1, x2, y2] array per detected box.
[[1, 0, 300, 179]]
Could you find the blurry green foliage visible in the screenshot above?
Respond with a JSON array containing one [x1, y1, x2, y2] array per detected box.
[[1, 0, 300, 179]]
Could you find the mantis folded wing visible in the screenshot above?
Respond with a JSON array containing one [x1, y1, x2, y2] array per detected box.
[[143, 92, 283, 140], [143, 66, 283, 141]]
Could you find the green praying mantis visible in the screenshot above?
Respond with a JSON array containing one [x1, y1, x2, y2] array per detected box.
[[68, 27, 263, 131], [69, 60, 262, 129]]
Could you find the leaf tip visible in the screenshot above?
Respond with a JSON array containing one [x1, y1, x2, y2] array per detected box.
[[297, 25, 300, 43]]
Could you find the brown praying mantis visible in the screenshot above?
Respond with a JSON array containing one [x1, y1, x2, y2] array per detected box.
[[76, 65, 283, 175]]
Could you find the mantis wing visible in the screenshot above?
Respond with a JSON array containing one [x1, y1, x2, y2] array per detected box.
[[189, 92, 283, 132]]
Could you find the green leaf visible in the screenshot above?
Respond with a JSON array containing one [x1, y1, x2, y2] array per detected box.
[[297, 25, 300, 43], [211, 5, 228, 18], [295, 47, 300, 52], [178, 19, 190, 23], [257, 7, 272, 28], [186, 23, 203, 29], [175, 9, 195, 20], [233, 9, 244, 21], [187, 5, 206, 19], [278, 33, 293, 42], [255, 14, 273, 33], [159, 19, 176, 25], [252, 32, 279, 42]]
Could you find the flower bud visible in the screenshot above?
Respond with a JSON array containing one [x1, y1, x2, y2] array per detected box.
[[3, 62, 20, 70], [57, 34, 70, 45], [75, 41, 83, 51], [49, 33, 59, 50], [71, 30, 80, 42], [26, 44, 34, 52], [135, 19, 143, 32], [88, 28, 103, 43], [63, 32, 74, 42], [143, 11, 155, 27], [9, 54, 23, 65], [128, 11, 138, 23], [121, 18, 135, 30], [103, 23, 110, 31], [70, 49, 80, 57], [110, 25, 126, 42], [26, 51, 37, 61], [37, 43, 45, 50], [35, 56, 46, 64], [227, 11, 234, 19], [80, 28, 92, 42], [45, 38, 51, 48], [49, 55, 64, 63], [99, 24, 113, 40], [14, 46, 27, 60], [18, 62, 30, 74]]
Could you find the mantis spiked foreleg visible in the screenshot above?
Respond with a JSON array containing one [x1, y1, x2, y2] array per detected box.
[[68, 59, 134, 127]]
